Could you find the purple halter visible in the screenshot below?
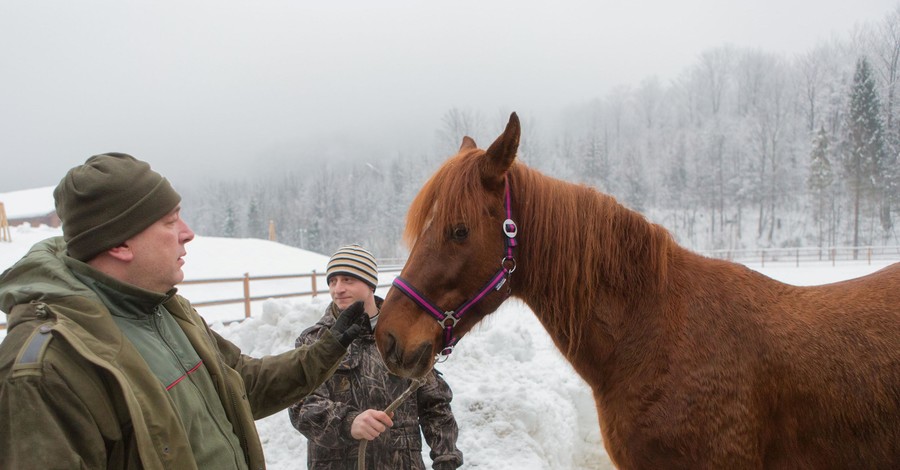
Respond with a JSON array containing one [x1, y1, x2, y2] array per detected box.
[[392, 176, 518, 359]]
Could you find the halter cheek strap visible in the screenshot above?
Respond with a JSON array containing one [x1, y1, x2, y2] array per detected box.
[[392, 176, 517, 360]]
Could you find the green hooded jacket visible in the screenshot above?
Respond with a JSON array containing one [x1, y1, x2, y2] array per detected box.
[[0, 237, 347, 470]]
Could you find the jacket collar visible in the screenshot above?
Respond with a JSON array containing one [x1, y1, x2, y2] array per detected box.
[[67, 258, 175, 319]]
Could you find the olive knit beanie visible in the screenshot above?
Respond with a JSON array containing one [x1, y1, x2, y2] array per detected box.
[[326, 244, 378, 290], [54, 153, 182, 261]]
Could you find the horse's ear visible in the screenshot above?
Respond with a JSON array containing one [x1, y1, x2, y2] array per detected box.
[[459, 136, 477, 151], [482, 112, 520, 189]]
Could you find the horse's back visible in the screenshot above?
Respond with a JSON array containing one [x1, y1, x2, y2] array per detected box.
[[762, 261, 900, 468], [792, 260, 900, 331], [814, 260, 900, 288]]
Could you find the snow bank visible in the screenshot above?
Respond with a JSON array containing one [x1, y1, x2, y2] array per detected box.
[[214, 298, 612, 470]]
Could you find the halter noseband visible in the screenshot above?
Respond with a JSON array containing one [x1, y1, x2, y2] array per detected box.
[[392, 176, 518, 360]]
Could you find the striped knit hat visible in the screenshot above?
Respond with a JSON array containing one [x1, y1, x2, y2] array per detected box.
[[326, 244, 378, 290]]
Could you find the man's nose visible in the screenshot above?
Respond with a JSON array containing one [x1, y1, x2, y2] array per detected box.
[[180, 220, 195, 243]]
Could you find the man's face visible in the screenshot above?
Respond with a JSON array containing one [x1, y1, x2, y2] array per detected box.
[[328, 275, 373, 311], [123, 206, 195, 293]]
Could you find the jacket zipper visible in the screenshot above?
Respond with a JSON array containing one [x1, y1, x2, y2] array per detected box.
[[153, 306, 246, 470]]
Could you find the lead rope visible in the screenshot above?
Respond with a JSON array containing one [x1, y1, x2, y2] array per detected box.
[[357, 377, 427, 470]]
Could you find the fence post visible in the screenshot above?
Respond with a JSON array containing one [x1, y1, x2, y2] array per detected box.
[[243, 272, 251, 319], [0, 202, 10, 243], [868, 247, 872, 265], [831, 247, 836, 266], [311, 270, 318, 298], [761, 250, 765, 268]]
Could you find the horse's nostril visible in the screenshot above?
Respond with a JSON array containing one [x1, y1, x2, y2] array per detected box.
[[384, 333, 403, 367], [384, 333, 396, 357], [410, 342, 431, 367]]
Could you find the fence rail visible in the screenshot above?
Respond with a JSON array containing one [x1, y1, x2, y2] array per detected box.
[[180, 266, 404, 323], [697, 245, 900, 267], [2, 248, 899, 330]]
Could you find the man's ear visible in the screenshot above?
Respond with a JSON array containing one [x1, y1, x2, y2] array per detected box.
[[106, 243, 134, 262]]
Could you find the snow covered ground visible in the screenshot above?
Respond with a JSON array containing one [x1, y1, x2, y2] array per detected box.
[[1, 224, 897, 469]]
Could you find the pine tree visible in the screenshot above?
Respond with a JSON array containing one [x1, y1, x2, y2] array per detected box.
[[808, 126, 834, 246], [247, 196, 263, 239], [842, 57, 886, 252], [223, 205, 236, 238], [883, 147, 899, 235]]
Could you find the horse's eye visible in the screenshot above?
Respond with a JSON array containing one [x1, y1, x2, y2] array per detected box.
[[450, 224, 469, 241]]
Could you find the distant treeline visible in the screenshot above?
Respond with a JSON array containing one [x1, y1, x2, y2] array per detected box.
[[183, 8, 900, 258]]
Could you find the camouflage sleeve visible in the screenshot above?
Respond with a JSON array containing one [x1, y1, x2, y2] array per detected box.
[[417, 368, 464, 469], [288, 329, 360, 449]]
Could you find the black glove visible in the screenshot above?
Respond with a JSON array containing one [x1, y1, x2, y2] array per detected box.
[[330, 301, 367, 347], [433, 462, 457, 470]]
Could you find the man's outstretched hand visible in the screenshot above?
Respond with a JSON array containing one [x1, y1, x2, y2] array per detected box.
[[330, 301, 367, 347]]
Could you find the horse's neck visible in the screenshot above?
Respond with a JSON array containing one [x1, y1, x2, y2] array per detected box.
[[510, 170, 673, 383], [513, 173, 669, 298]]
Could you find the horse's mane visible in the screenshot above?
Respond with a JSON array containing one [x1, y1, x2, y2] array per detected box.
[[513, 164, 674, 354], [404, 150, 675, 356]]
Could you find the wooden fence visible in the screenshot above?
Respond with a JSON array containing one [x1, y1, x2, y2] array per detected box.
[[0, 266, 404, 330], [180, 265, 404, 322], [2, 248, 899, 330], [698, 245, 900, 267]]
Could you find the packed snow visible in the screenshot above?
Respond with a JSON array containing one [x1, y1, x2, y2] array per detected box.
[[1, 224, 896, 469]]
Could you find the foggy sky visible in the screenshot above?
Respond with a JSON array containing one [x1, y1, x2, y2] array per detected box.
[[1, 0, 896, 192]]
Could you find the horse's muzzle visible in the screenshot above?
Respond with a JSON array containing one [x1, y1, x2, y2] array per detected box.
[[380, 331, 434, 378]]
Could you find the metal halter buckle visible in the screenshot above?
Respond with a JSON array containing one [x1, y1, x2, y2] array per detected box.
[[503, 218, 517, 238], [440, 312, 459, 328]]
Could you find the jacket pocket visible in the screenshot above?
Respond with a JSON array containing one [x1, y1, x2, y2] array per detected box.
[[388, 428, 423, 451]]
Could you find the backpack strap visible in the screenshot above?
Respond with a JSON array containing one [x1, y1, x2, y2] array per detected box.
[[12, 324, 54, 378]]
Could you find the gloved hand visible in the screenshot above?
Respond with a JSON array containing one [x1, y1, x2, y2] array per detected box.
[[433, 462, 457, 470], [330, 301, 367, 347]]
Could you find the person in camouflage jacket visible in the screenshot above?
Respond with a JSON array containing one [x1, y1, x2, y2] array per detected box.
[[289, 245, 463, 470]]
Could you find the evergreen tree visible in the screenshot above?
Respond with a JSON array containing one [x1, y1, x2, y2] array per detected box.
[[578, 131, 607, 190], [808, 126, 834, 246], [223, 205, 236, 238], [883, 147, 899, 235], [247, 196, 263, 239], [842, 57, 885, 251]]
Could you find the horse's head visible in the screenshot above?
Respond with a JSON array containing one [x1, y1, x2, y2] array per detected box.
[[376, 112, 521, 378]]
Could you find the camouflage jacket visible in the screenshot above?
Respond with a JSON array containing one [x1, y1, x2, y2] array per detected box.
[[289, 300, 463, 470]]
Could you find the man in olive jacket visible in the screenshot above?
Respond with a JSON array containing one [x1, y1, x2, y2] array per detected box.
[[0, 153, 367, 470]]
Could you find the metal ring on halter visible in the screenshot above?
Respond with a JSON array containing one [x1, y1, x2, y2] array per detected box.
[[440, 312, 459, 328], [501, 256, 517, 273], [436, 345, 455, 362], [503, 218, 518, 238]]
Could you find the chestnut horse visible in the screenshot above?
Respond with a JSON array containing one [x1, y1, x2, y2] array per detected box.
[[375, 112, 900, 469]]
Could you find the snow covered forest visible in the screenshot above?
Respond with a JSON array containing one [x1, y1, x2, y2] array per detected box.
[[182, 8, 900, 259]]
